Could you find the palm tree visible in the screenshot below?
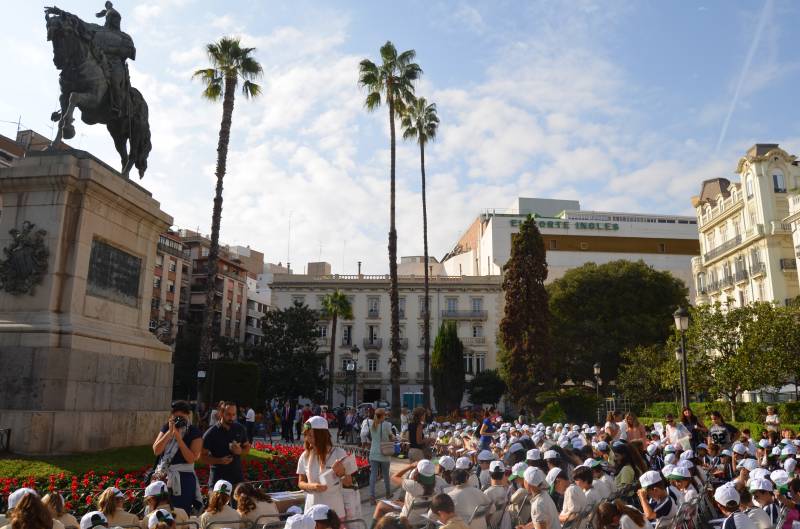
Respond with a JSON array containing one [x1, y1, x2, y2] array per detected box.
[[321, 290, 353, 405], [401, 97, 439, 409], [358, 42, 421, 422], [192, 37, 262, 414]]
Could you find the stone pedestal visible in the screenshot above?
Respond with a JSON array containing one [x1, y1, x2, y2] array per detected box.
[[0, 150, 174, 454]]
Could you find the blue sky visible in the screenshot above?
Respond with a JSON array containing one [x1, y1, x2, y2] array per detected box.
[[2, 0, 798, 274]]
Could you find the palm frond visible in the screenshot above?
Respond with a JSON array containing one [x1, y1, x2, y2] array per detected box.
[[379, 41, 398, 64], [239, 56, 263, 79], [241, 80, 262, 99], [397, 48, 417, 67], [196, 37, 262, 101], [201, 80, 223, 101], [364, 91, 381, 111]]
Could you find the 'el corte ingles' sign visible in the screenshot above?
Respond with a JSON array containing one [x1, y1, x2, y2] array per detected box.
[[509, 218, 620, 231]]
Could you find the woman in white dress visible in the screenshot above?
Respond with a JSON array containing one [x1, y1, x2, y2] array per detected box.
[[297, 416, 352, 518]]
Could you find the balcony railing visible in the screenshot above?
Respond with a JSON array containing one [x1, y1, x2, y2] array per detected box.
[[363, 338, 383, 350], [339, 338, 353, 348], [771, 221, 793, 235], [399, 338, 409, 350], [734, 269, 749, 282], [462, 336, 486, 345], [780, 258, 798, 271], [363, 371, 382, 381], [245, 325, 263, 337], [367, 309, 380, 319], [317, 336, 329, 346], [440, 309, 488, 320], [751, 262, 767, 276], [721, 275, 734, 289], [703, 235, 742, 263]]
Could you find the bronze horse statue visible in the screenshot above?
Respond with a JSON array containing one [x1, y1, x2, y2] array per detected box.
[[45, 5, 151, 178]]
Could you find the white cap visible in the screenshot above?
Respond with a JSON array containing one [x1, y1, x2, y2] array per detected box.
[[646, 444, 658, 455], [737, 458, 758, 471], [732, 443, 747, 455], [667, 466, 691, 479], [310, 505, 333, 521], [526, 449, 541, 461], [758, 439, 771, 449], [284, 513, 314, 529], [305, 416, 328, 430], [438, 456, 456, 471], [583, 458, 601, 469], [696, 443, 708, 449], [639, 470, 662, 488], [286, 506, 303, 516], [80, 511, 108, 529], [108, 487, 124, 499], [771, 447, 782, 456], [661, 464, 675, 478], [714, 484, 740, 507], [750, 468, 769, 481], [455, 457, 471, 470], [749, 478, 774, 492], [489, 461, 505, 473], [664, 453, 677, 465], [680, 450, 695, 460], [781, 445, 797, 456], [212, 480, 233, 494], [545, 467, 562, 486], [509, 443, 524, 454], [478, 450, 494, 461], [417, 459, 436, 477], [523, 466, 546, 486], [784, 458, 797, 474], [148, 509, 174, 529], [596, 441, 609, 452], [543, 449, 559, 460], [144, 481, 168, 498], [771, 469, 790, 486], [510, 462, 528, 480], [8, 488, 38, 510]]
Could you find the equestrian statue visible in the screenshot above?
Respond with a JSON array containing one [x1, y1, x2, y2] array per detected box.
[[44, 2, 151, 178]]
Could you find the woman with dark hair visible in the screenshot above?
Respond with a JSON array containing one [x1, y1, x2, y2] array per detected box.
[[597, 499, 652, 529], [625, 413, 647, 443], [41, 494, 78, 529], [681, 407, 707, 447], [407, 407, 430, 462], [234, 483, 278, 524], [297, 416, 351, 517], [152, 400, 203, 513], [612, 441, 647, 492]]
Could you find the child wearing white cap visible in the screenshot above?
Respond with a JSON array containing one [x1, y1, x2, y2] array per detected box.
[[143, 481, 189, 526], [200, 480, 242, 529], [370, 460, 446, 528], [3, 489, 66, 529], [79, 511, 108, 529], [484, 461, 509, 512], [147, 509, 176, 529], [739, 489, 771, 529], [636, 471, 676, 523], [96, 487, 138, 527], [714, 484, 757, 529], [447, 469, 494, 529], [522, 467, 561, 529]]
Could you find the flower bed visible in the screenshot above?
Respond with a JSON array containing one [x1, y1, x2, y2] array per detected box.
[[0, 444, 369, 516]]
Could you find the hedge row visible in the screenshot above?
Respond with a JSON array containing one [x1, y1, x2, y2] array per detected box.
[[639, 418, 800, 436], [642, 401, 800, 424]]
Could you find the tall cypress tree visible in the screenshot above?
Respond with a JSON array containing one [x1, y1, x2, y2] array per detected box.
[[431, 321, 465, 413], [499, 215, 552, 409]]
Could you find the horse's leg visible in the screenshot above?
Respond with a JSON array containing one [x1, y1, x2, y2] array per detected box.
[[54, 92, 80, 142], [107, 120, 131, 176]]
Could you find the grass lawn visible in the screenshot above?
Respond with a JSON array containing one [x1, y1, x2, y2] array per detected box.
[[0, 445, 275, 479]]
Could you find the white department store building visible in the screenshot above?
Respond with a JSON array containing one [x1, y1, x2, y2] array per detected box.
[[691, 144, 800, 307], [442, 197, 700, 297], [270, 261, 502, 409]]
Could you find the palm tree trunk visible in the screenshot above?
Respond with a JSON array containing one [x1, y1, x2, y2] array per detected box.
[[388, 91, 401, 424], [329, 313, 338, 405], [421, 141, 431, 409], [198, 74, 236, 417]]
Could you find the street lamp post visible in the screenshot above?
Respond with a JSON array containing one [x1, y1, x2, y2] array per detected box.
[[350, 344, 360, 409], [593, 362, 601, 422], [673, 307, 690, 409]]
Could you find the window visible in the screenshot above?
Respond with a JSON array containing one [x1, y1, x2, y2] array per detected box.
[[399, 325, 405, 338], [579, 242, 589, 250], [153, 277, 161, 288], [773, 170, 786, 193], [342, 325, 352, 345], [155, 254, 163, 267], [399, 297, 406, 319], [419, 296, 430, 316], [317, 325, 327, 338], [151, 298, 160, 309], [476, 352, 486, 374], [472, 325, 483, 338], [367, 358, 378, 372], [548, 240, 558, 250], [471, 298, 483, 313], [368, 325, 379, 343], [202, 247, 209, 257], [168, 260, 176, 272], [367, 296, 380, 317], [464, 353, 474, 374], [446, 298, 458, 312], [167, 280, 175, 293], [658, 243, 666, 253], [340, 357, 351, 371]]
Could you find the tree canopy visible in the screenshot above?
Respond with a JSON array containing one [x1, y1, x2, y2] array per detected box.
[[466, 369, 506, 406], [548, 259, 688, 383], [431, 321, 465, 413]]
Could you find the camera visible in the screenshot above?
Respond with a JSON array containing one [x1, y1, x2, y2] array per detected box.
[[173, 415, 187, 429]]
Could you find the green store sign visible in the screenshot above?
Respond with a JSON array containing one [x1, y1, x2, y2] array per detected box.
[[509, 218, 620, 231]]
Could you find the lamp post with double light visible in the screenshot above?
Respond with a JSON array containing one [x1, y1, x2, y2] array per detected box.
[[673, 306, 690, 409], [350, 344, 360, 409], [593, 362, 602, 421]]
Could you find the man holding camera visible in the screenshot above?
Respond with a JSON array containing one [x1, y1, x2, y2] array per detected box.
[[152, 400, 203, 513], [201, 401, 251, 489]]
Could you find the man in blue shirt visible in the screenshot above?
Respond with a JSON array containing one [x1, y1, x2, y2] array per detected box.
[[201, 401, 251, 488]]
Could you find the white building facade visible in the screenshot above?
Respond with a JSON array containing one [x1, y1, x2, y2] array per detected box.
[[691, 144, 800, 307], [442, 197, 700, 297], [270, 267, 502, 409]]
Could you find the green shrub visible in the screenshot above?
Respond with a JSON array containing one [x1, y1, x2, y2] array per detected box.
[[538, 401, 567, 424], [642, 401, 800, 424], [780, 402, 800, 424]]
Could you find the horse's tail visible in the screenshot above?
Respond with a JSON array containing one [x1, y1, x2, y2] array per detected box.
[[129, 87, 152, 179]]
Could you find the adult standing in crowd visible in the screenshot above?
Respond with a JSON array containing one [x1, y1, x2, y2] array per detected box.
[[707, 411, 740, 450], [281, 401, 295, 443], [681, 406, 707, 447], [297, 416, 351, 517], [152, 400, 203, 513], [245, 405, 256, 442], [479, 410, 496, 451], [369, 408, 394, 503], [201, 401, 250, 489], [407, 407, 430, 462]]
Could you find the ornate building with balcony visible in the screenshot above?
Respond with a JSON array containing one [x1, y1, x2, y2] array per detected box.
[[150, 231, 189, 345], [270, 262, 502, 409], [691, 144, 800, 307]]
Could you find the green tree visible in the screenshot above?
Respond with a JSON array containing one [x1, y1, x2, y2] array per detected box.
[[192, 37, 262, 410], [321, 290, 353, 404], [616, 345, 674, 406], [400, 96, 439, 408], [358, 42, 422, 421], [431, 321, 465, 413], [547, 260, 687, 384], [466, 369, 506, 406], [254, 301, 326, 401], [499, 215, 553, 409]]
